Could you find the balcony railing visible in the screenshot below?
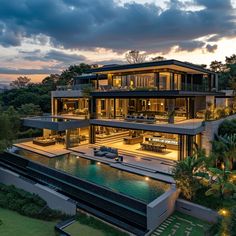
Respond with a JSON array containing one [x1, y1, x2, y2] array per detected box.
[[96, 83, 212, 92], [56, 84, 93, 91]]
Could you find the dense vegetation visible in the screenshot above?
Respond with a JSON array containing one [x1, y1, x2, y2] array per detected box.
[[173, 118, 236, 235], [0, 184, 66, 221], [0, 64, 91, 152]]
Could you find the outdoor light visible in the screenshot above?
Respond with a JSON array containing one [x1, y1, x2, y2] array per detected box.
[[97, 162, 101, 165], [148, 100, 151, 106], [76, 156, 80, 159], [161, 103, 164, 106], [219, 209, 229, 217], [145, 177, 149, 181]]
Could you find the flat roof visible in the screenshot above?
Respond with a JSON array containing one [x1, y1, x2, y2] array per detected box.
[[91, 90, 225, 98], [23, 116, 89, 131], [74, 74, 107, 80], [87, 60, 214, 75]]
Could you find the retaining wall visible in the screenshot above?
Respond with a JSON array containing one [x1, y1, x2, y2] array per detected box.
[[0, 166, 77, 215], [146, 185, 180, 230], [175, 198, 218, 223], [202, 114, 236, 155]]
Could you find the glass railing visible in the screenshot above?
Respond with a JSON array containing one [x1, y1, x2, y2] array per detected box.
[[56, 84, 93, 91], [96, 84, 211, 92]]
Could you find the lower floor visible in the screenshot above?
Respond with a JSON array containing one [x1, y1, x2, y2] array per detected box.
[[22, 124, 202, 162]]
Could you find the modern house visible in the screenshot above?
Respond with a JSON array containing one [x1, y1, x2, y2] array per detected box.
[[22, 59, 230, 161], [1, 59, 233, 235]]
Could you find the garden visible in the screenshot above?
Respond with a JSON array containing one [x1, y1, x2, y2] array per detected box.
[[173, 118, 236, 235]]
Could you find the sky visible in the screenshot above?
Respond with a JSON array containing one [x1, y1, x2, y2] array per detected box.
[[0, 0, 236, 84]]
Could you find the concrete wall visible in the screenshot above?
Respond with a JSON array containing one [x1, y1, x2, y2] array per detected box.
[[202, 113, 236, 155], [0, 167, 76, 215], [176, 199, 218, 223], [146, 185, 180, 230]]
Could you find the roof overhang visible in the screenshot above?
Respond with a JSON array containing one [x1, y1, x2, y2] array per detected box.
[[23, 116, 89, 131], [91, 90, 225, 98], [87, 60, 213, 75], [90, 119, 204, 135]]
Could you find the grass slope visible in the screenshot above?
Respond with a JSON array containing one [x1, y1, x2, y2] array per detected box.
[[0, 208, 56, 236]]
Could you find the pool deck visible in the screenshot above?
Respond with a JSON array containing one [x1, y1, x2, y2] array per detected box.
[[70, 145, 175, 183], [13, 142, 71, 157], [13, 141, 175, 183]]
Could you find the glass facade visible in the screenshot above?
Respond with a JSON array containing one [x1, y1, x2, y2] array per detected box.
[[112, 73, 156, 88]]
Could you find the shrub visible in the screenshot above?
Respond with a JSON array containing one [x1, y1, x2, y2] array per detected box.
[[218, 119, 236, 136], [0, 183, 66, 221]]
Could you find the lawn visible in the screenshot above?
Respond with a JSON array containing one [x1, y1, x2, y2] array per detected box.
[[64, 221, 106, 236], [151, 211, 210, 236], [63, 212, 129, 236], [0, 208, 57, 236]]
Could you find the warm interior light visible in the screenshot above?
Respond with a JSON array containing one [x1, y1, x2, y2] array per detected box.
[[76, 156, 80, 159], [97, 162, 101, 165], [161, 103, 164, 106], [145, 177, 149, 181]]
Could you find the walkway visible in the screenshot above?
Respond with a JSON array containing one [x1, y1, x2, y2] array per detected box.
[[151, 211, 210, 236]]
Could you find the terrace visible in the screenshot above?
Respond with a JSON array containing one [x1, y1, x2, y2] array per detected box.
[[12, 140, 174, 182]]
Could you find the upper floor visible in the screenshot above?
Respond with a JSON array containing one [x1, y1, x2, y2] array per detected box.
[[87, 59, 218, 92]]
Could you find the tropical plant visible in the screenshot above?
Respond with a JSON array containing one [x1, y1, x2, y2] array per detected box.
[[205, 167, 236, 200], [172, 156, 205, 200]]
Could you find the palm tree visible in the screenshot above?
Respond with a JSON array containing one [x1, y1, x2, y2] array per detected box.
[[205, 167, 236, 199], [218, 134, 236, 169], [172, 156, 205, 200]]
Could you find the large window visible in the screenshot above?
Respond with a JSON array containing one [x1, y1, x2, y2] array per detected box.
[[113, 73, 155, 88], [159, 72, 171, 90]]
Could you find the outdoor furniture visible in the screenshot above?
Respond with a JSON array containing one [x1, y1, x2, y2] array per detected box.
[[141, 142, 166, 153], [123, 136, 143, 144], [94, 146, 118, 159], [33, 138, 56, 146]]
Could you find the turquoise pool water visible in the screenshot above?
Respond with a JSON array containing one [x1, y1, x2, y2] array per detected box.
[[14, 148, 170, 203]]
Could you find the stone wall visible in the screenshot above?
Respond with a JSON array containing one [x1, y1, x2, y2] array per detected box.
[[0, 167, 77, 215], [202, 114, 236, 155], [176, 199, 218, 223]]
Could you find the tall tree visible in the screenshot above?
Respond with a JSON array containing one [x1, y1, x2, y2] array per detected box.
[[60, 63, 91, 85], [125, 50, 146, 64], [10, 76, 31, 89], [151, 56, 166, 61]]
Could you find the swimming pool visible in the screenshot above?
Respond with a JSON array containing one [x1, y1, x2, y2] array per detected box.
[[14, 148, 170, 203]]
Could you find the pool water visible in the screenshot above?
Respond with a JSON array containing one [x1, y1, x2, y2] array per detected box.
[[14, 149, 170, 203]]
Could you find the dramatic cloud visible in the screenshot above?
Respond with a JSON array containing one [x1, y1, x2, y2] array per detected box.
[[0, 67, 59, 75], [19, 49, 86, 63], [0, 0, 235, 53]]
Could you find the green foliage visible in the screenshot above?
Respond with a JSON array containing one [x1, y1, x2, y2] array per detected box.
[[18, 103, 43, 117], [60, 64, 91, 85], [205, 167, 236, 199], [218, 119, 236, 136], [0, 106, 20, 152], [0, 184, 65, 221], [229, 206, 236, 236], [172, 156, 205, 200]]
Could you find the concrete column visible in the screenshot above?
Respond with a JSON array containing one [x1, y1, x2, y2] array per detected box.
[[215, 73, 218, 91], [89, 125, 95, 144], [167, 99, 175, 123], [178, 135, 184, 161], [65, 129, 71, 149]]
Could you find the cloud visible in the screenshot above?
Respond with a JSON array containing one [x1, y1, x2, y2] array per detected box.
[[0, 0, 235, 53], [205, 44, 218, 53], [19, 49, 86, 63], [0, 67, 60, 75]]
